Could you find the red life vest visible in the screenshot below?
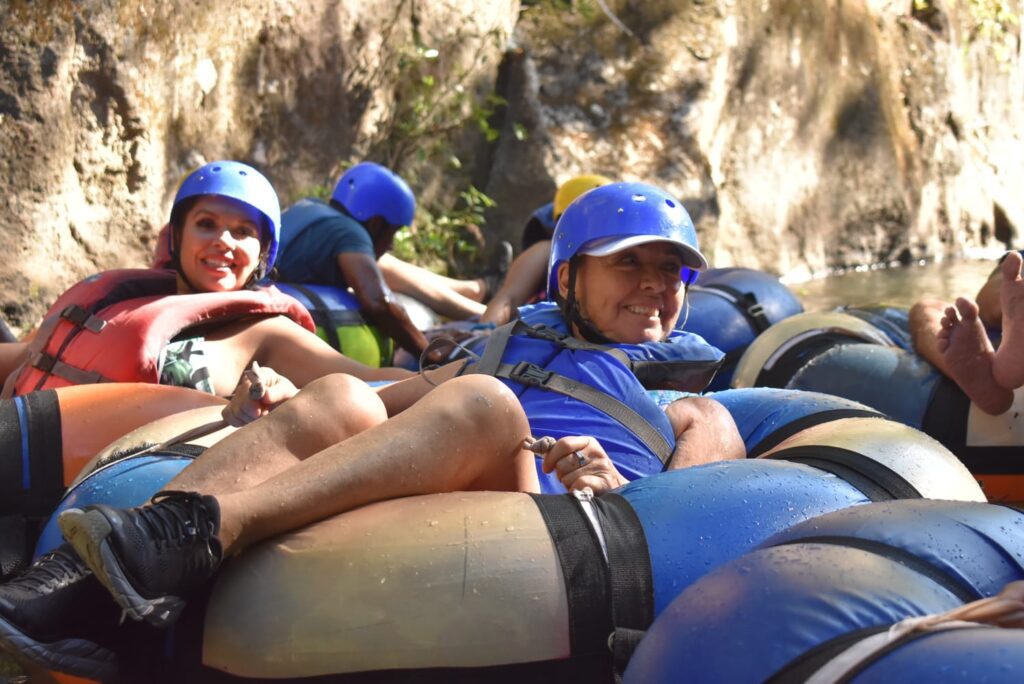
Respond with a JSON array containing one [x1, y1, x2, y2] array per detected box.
[[3, 269, 315, 397]]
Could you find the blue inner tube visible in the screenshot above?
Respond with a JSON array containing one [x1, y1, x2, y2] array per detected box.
[[682, 268, 803, 391], [625, 500, 1024, 683]]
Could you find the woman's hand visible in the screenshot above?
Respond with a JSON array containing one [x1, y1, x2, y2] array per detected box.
[[223, 361, 298, 427], [664, 396, 746, 469], [537, 435, 628, 496]]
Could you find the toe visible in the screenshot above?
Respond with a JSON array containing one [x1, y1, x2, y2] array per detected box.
[[1001, 251, 1023, 281], [954, 297, 979, 321]]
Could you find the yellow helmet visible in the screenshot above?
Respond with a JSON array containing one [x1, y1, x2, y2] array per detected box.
[[553, 174, 614, 220]]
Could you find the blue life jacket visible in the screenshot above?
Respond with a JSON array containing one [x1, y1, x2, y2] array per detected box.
[[471, 303, 724, 493]]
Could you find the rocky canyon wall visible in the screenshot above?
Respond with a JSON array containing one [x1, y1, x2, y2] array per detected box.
[[1, 0, 1021, 327]]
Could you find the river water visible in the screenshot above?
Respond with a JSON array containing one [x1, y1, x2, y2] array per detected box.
[[787, 259, 997, 312]]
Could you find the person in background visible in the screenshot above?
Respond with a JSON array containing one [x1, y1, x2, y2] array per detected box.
[[481, 174, 613, 325], [275, 163, 509, 360]]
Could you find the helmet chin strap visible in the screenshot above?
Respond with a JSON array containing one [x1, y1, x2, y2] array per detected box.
[[560, 259, 616, 345]]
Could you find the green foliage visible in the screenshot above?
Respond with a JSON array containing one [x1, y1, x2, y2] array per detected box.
[[391, 185, 497, 271], [962, 0, 1020, 64], [380, 32, 507, 172], [355, 14, 514, 273]]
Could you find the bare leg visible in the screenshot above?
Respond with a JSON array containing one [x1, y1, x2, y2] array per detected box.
[[169, 374, 388, 495], [480, 241, 551, 325], [993, 251, 1024, 389], [378, 254, 486, 319], [936, 298, 1013, 415], [214, 374, 537, 554]]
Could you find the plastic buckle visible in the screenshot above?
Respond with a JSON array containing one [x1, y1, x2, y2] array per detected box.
[[746, 302, 766, 319], [30, 352, 57, 373], [510, 361, 553, 388]]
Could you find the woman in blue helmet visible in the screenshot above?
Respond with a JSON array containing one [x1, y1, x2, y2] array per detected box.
[[3, 161, 410, 410], [0, 183, 742, 667]]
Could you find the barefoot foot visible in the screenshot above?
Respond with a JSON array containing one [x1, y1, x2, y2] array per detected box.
[[993, 251, 1024, 389], [940, 297, 1014, 415]]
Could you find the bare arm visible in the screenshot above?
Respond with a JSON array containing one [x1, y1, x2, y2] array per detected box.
[[252, 316, 413, 386], [378, 253, 486, 320], [480, 241, 551, 325], [337, 252, 430, 356], [374, 360, 467, 416], [663, 396, 746, 469]]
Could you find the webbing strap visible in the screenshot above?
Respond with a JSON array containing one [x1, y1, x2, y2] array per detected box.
[[764, 445, 922, 501], [593, 493, 655, 682], [528, 493, 611, 656], [754, 334, 863, 389], [1, 313, 63, 399], [771, 622, 993, 684], [473, 320, 520, 377], [814, 623, 990, 684], [474, 320, 632, 378], [747, 409, 885, 459], [701, 284, 772, 333], [497, 361, 673, 465], [59, 304, 106, 332], [529, 492, 654, 680], [765, 625, 888, 684], [29, 353, 109, 386]]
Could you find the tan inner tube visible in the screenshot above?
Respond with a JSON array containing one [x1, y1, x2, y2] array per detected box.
[[204, 491, 570, 678]]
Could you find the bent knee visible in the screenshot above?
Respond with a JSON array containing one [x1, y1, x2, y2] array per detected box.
[[286, 373, 387, 437], [436, 375, 528, 434]]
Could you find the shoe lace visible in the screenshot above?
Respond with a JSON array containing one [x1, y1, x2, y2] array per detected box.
[[141, 491, 216, 554], [10, 547, 87, 591]]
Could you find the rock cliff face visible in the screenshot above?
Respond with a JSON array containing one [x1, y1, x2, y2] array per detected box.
[[0, 0, 518, 326], [1, 0, 1021, 327], [487, 0, 1024, 281]]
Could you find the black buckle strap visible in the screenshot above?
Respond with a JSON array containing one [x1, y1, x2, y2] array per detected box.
[[59, 304, 106, 333], [702, 284, 772, 333], [593, 493, 655, 682], [29, 352, 56, 373], [508, 361, 554, 388]]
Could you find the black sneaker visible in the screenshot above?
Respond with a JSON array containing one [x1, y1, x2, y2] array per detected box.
[[59, 491, 223, 628], [0, 544, 119, 681]]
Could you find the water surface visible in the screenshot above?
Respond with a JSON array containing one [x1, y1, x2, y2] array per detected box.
[[788, 259, 997, 312]]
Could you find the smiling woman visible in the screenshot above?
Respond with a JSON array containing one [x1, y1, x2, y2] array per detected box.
[[175, 196, 264, 294], [2, 161, 411, 403]]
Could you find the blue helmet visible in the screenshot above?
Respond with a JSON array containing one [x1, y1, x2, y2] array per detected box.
[[546, 182, 708, 298], [331, 162, 416, 228], [172, 161, 282, 275]]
